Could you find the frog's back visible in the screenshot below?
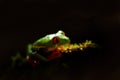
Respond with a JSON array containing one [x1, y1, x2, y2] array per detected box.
[[33, 34, 55, 47]]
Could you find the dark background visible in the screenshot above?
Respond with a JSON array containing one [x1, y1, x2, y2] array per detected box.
[[0, 0, 120, 80]]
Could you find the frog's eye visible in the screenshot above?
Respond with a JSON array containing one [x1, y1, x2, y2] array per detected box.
[[57, 30, 65, 35], [53, 36, 60, 44]]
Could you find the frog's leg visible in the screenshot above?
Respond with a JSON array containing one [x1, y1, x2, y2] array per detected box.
[[11, 44, 33, 67], [27, 44, 49, 67], [27, 44, 34, 55], [11, 53, 27, 67], [26, 44, 39, 67]]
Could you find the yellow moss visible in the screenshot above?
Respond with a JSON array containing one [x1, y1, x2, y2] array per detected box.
[[32, 40, 96, 53], [58, 40, 96, 53]]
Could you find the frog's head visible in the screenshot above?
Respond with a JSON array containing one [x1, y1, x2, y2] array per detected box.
[[32, 30, 70, 47]]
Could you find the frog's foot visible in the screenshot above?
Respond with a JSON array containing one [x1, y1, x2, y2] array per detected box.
[[26, 56, 40, 68], [47, 48, 62, 60]]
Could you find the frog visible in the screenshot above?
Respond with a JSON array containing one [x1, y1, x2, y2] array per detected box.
[[25, 30, 71, 67]]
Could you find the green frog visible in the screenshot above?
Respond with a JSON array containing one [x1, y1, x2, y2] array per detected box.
[[12, 30, 70, 67]]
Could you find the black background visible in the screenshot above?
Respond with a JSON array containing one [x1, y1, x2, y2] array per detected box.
[[0, 0, 120, 80]]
